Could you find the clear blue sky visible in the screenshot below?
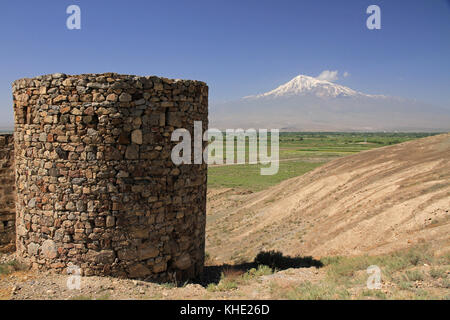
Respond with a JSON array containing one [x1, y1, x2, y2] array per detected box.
[[0, 0, 449, 127]]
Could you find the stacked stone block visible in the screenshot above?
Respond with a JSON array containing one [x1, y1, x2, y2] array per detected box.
[[0, 134, 15, 252], [12, 73, 208, 281]]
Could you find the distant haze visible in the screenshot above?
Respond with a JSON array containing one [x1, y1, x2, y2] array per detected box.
[[211, 75, 450, 132]]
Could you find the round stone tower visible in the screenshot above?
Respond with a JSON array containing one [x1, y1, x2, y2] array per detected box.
[[12, 73, 208, 281]]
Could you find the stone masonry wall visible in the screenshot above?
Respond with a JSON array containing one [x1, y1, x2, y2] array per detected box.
[[0, 134, 15, 252], [13, 73, 208, 281]]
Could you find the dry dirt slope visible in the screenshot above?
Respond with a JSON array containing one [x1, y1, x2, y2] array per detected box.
[[206, 133, 450, 263]]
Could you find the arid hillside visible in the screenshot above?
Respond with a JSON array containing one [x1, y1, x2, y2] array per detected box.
[[206, 133, 450, 263]]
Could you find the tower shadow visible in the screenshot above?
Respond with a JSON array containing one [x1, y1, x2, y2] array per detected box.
[[194, 250, 323, 286]]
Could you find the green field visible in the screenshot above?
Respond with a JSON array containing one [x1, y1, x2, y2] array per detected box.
[[207, 132, 439, 192]]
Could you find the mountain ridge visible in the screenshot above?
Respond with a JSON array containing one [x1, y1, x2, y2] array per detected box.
[[211, 74, 450, 132], [243, 74, 386, 100]]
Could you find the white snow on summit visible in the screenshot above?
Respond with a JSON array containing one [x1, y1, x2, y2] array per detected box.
[[244, 74, 380, 99]]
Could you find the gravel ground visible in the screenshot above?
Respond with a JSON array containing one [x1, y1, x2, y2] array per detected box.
[[0, 252, 324, 300]]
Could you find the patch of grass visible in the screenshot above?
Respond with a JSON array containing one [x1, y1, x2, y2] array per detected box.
[[208, 132, 436, 191], [324, 255, 379, 285], [313, 245, 450, 300], [437, 252, 450, 265], [206, 283, 218, 292], [402, 246, 434, 266], [0, 265, 9, 275], [70, 295, 92, 300], [361, 289, 387, 300], [160, 282, 177, 289], [414, 289, 432, 300], [206, 264, 274, 292], [208, 160, 322, 191], [254, 245, 447, 300], [96, 293, 111, 300], [403, 270, 424, 282], [207, 272, 240, 292], [243, 265, 274, 280], [398, 280, 414, 291], [273, 281, 350, 300], [0, 259, 27, 275], [321, 256, 343, 266], [147, 292, 163, 300], [323, 245, 434, 285]]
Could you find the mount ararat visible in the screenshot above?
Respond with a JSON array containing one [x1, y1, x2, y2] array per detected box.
[[210, 75, 450, 132]]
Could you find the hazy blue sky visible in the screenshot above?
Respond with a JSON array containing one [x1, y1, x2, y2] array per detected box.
[[0, 0, 449, 127]]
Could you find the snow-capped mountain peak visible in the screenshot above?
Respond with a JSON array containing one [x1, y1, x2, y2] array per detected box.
[[244, 74, 365, 99], [212, 74, 450, 132]]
